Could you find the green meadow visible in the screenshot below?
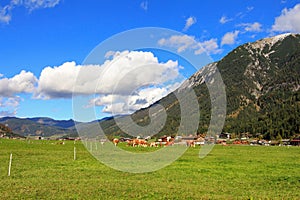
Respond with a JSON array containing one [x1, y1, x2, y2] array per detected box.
[[0, 139, 299, 199]]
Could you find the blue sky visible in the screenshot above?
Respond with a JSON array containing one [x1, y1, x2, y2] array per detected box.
[[0, 0, 299, 121]]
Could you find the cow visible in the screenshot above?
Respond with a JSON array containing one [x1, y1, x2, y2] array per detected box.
[[129, 139, 148, 147], [126, 139, 134, 146], [138, 139, 148, 147], [112, 138, 119, 146], [186, 140, 195, 147], [149, 142, 157, 147]]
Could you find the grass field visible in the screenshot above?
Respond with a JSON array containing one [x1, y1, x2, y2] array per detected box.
[[0, 139, 299, 199]]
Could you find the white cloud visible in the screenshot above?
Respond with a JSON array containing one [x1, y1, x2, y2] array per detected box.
[[158, 34, 222, 55], [23, 0, 60, 11], [140, 1, 148, 11], [0, 51, 181, 115], [219, 16, 232, 24], [247, 6, 254, 12], [239, 22, 262, 32], [158, 35, 196, 53], [0, 70, 34, 117], [104, 50, 116, 59], [0, 96, 21, 117], [272, 4, 300, 33], [195, 38, 223, 55], [0, 70, 38, 97], [0, 1, 16, 23], [0, 0, 60, 24], [183, 16, 197, 31], [88, 84, 180, 114], [0, 110, 16, 117], [221, 31, 239, 46], [36, 61, 105, 99], [0, 97, 20, 107], [37, 51, 181, 99], [2, 50, 182, 115]]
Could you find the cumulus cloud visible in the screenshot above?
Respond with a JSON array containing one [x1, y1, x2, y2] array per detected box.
[[88, 82, 181, 114], [0, 0, 60, 23], [158, 34, 222, 55], [2, 51, 183, 115], [0, 70, 36, 117], [37, 51, 181, 100], [36, 61, 81, 99], [221, 30, 239, 46], [158, 35, 196, 53], [195, 38, 222, 55], [89, 87, 166, 114], [36, 51, 183, 114], [272, 4, 300, 33], [239, 22, 262, 32], [0, 70, 38, 97], [183, 16, 197, 31]]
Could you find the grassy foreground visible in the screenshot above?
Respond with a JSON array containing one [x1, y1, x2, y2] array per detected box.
[[0, 139, 299, 199]]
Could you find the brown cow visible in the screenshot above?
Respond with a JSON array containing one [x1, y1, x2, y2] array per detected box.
[[186, 140, 195, 147], [149, 142, 157, 147], [112, 138, 119, 146], [126, 139, 133, 146], [129, 139, 148, 147], [138, 139, 148, 147]]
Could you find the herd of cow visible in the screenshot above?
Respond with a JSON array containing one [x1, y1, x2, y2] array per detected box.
[[112, 137, 199, 147]]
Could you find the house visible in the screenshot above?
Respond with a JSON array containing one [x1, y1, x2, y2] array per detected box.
[[180, 135, 205, 146], [218, 133, 231, 139], [290, 137, 300, 146]]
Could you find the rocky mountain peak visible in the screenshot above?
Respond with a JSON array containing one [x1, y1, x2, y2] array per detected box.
[[246, 33, 294, 50]]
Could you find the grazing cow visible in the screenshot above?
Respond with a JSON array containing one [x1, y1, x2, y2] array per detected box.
[[132, 139, 140, 147], [112, 138, 119, 146], [126, 139, 134, 146], [165, 141, 174, 146], [221, 142, 227, 146], [57, 141, 65, 145], [149, 142, 157, 147], [167, 136, 172, 142], [186, 140, 195, 147], [129, 139, 148, 147], [138, 139, 148, 147]]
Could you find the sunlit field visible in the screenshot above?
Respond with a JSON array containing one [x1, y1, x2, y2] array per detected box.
[[0, 139, 299, 199]]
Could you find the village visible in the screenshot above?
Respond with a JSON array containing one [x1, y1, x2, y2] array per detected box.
[[2, 130, 299, 147]]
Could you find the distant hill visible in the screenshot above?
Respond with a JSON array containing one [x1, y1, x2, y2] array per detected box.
[[0, 117, 77, 137], [0, 123, 24, 138], [29, 117, 76, 129], [95, 33, 300, 140]]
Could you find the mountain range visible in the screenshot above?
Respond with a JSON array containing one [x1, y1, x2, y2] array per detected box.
[[0, 117, 77, 138], [1, 33, 299, 140]]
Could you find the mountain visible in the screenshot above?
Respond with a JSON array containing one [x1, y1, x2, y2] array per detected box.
[[0, 117, 77, 137], [29, 117, 76, 129], [96, 33, 300, 140]]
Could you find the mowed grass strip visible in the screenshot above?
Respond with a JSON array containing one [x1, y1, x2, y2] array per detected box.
[[0, 139, 299, 199]]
